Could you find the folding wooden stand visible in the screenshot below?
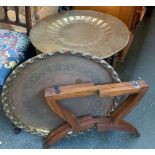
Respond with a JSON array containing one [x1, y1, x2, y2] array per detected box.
[[44, 80, 148, 146]]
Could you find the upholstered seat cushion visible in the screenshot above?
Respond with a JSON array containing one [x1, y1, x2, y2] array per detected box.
[[0, 29, 31, 93]]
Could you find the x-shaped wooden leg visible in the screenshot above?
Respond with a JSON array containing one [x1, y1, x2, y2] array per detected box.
[[44, 80, 148, 146]]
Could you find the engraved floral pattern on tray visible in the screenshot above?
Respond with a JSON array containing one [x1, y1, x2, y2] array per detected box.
[[46, 16, 112, 49]]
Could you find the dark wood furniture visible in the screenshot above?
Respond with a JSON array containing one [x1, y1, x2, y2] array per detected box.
[[44, 80, 148, 146], [72, 6, 146, 31], [0, 6, 32, 34], [72, 6, 147, 67]]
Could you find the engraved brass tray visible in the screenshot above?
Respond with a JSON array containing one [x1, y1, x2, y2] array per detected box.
[[1, 51, 121, 135], [30, 10, 130, 58]]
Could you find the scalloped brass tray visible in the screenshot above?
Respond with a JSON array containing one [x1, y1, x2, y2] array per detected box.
[[1, 51, 121, 135], [30, 10, 130, 58]]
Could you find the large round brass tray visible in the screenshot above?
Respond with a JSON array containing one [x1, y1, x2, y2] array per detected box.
[[30, 10, 130, 58], [1, 51, 121, 136]]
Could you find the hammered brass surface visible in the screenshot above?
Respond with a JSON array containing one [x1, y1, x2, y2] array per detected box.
[[30, 10, 130, 58], [1, 52, 120, 135]]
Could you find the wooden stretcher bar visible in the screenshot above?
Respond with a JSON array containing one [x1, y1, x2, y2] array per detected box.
[[44, 80, 148, 146]]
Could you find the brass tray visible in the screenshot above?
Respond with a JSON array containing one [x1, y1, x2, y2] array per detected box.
[[1, 51, 121, 135], [30, 10, 130, 58]]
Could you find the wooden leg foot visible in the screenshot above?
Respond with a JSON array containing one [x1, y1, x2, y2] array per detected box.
[[42, 137, 51, 149], [119, 120, 139, 135], [45, 124, 71, 145], [13, 124, 22, 134], [96, 119, 140, 135], [130, 132, 141, 137], [45, 116, 95, 146]]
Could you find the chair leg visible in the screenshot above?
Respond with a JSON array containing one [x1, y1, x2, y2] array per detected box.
[[118, 120, 140, 135], [12, 123, 22, 134], [96, 119, 140, 136], [45, 116, 95, 146], [45, 124, 71, 145]]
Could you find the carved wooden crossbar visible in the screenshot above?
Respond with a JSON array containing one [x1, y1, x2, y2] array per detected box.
[[44, 80, 148, 145]]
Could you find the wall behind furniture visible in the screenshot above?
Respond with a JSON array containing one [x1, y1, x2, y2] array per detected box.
[[73, 6, 145, 31]]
